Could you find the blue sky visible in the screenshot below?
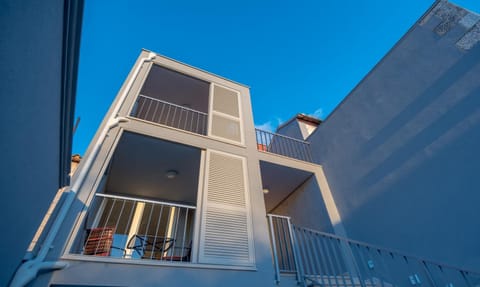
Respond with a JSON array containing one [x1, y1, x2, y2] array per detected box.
[[73, 0, 480, 155]]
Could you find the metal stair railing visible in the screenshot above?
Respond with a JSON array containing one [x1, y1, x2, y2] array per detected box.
[[267, 214, 480, 287]]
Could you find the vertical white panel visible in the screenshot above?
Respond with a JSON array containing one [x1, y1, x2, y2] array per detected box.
[[209, 83, 244, 144], [199, 150, 254, 266]]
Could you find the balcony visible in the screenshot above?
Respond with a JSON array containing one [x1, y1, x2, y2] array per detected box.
[[256, 128, 313, 162], [80, 193, 194, 263], [130, 63, 210, 136], [71, 132, 201, 264], [131, 94, 208, 135]]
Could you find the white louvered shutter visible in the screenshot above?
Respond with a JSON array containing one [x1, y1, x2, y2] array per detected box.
[[209, 84, 243, 144], [198, 150, 254, 266]]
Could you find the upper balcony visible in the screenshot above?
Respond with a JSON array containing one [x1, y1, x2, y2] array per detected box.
[[255, 128, 313, 163], [131, 94, 208, 135], [130, 64, 210, 136], [128, 63, 245, 145]]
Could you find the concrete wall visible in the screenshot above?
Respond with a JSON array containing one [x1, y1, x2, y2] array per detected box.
[[309, 2, 480, 271]]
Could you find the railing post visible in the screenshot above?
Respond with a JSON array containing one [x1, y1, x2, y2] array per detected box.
[[267, 215, 281, 284], [305, 142, 313, 162], [287, 220, 306, 287], [461, 271, 474, 287], [420, 261, 438, 287]]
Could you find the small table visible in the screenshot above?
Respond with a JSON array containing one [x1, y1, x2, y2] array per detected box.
[[126, 235, 175, 258]]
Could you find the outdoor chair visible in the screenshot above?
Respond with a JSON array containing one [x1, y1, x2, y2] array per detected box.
[[83, 226, 115, 256]]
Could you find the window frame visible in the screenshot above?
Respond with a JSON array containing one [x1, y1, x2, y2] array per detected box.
[[207, 83, 245, 146]]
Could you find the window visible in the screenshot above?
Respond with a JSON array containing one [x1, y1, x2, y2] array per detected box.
[[209, 84, 244, 144]]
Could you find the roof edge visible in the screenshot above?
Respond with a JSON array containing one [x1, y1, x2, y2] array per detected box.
[[141, 48, 251, 89]]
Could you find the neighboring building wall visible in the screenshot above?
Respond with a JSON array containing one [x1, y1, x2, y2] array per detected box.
[[0, 0, 82, 285], [309, 2, 480, 271], [271, 176, 334, 233], [277, 119, 304, 140], [276, 114, 320, 141]]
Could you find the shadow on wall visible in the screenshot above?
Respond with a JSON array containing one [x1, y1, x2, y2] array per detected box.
[[306, 33, 480, 272], [361, 44, 480, 158], [320, 58, 480, 271], [270, 175, 334, 234]]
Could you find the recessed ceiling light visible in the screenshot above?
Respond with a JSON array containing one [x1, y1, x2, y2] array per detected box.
[[165, 170, 178, 179]]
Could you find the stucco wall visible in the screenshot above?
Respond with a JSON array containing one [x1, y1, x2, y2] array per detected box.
[[271, 175, 334, 233], [0, 0, 65, 285], [276, 119, 304, 140], [309, 2, 480, 271]]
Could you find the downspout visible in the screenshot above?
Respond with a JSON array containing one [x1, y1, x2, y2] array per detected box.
[[9, 52, 156, 287]]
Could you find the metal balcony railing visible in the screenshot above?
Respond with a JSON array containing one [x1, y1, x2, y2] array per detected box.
[[131, 95, 208, 135], [79, 193, 195, 263], [268, 214, 301, 284], [256, 128, 313, 162], [267, 214, 480, 287]]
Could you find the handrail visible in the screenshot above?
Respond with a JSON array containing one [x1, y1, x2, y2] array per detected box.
[[267, 213, 291, 220], [96, 193, 196, 210], [256, 128, 312, 144]]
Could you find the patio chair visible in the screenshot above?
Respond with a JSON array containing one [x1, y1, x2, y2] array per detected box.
[[83, 226, 115, 256]]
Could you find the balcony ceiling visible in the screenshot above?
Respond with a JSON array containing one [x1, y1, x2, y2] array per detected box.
[[106, 132, 201, 205], [260, 161, 312, 212], [140, 64, 210, 113]]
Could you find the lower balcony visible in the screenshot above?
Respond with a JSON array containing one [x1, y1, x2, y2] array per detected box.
[[71, 131, 201, 264], [81, 194, 194, 263]]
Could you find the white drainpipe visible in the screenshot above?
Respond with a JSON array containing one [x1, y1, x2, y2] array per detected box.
[[9, 52, 156, 287]]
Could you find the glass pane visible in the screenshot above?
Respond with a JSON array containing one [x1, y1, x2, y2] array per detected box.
[[211, 114, 241, 142]]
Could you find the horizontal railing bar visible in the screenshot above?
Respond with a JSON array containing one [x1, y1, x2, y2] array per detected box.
[[267, 213, 292, 220], [294, 225, 480, 275], [256, 128, 311, 145], [138, 94, 208, 115], [95, 193, 197, 209]]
